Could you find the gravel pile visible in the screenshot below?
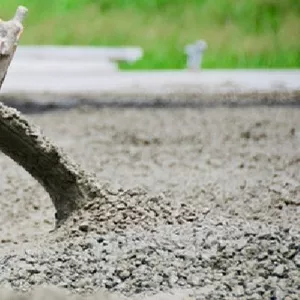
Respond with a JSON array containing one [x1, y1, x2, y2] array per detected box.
[[1, 212, 299, 299], [0, 106, 299, 299], [59, 187, 200, 237]]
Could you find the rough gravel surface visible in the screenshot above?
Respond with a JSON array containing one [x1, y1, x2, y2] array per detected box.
[[0, 105, 299, 300]]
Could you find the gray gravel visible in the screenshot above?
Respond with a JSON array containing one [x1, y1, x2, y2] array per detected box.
[[0, 105, 299, 299], [1, 219, 299, 299]]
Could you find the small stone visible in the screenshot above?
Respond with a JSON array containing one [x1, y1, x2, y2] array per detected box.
[[25, 256, 36, 264], [77, 278, 90, 288], [236, 238, 248, 251], [104, 277, 120, 289], [177, 277, 186, 286], [287, 249, 297, 260], [233, 285, 244, 297], [258, 252, 268, 261], [251, 276, 264, 288], [273, 264, 285, 277], [202, 207, 210, 215], [78, 222, 89, 232], [57, 281, 70, 288], [293, 253, 300, 267], [217, 240, 226, 252], [280, 245, 289, 255], [250, 293, 262, 300], [118, 270, 130, 281], [245, 281, 256, 293], [168, 273, 178, 287], [106, 183, 122, 195], [267, 275, 278, 286], [152, 274, 163, 285], [187, 274, 200, 286], [26, 267, 40, 275], [269, 288, 285, 300]]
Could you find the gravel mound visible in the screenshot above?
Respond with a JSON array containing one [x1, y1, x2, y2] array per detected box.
[[1, 106, 300, 299], [1, 214, 299, 299], [58, 187, 200, 238]]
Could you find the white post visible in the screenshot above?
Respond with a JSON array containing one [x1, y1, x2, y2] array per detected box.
[[185, 40, 207, 71]]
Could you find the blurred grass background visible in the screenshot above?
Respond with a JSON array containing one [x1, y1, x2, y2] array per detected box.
[[0, 0, 299, 69]]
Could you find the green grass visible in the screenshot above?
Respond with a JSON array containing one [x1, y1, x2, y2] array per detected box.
[[1, 0, 300, 69]]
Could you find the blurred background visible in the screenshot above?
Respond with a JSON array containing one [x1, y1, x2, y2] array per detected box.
[[0, 0, 299, 69]]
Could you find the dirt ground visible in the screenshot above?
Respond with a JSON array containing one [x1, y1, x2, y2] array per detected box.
[[0, 104, 299, 299]]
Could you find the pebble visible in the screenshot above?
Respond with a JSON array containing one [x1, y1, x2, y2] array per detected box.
[[232, 285, 244, 297], [118, 270, 131, 281], [168, 274, 178, 287], [273, 265, 285, 278], [293, 253, 300, 267], [187, 275, 200, 287], [257, 252, 268, 261], [78, 222, 89, 232]]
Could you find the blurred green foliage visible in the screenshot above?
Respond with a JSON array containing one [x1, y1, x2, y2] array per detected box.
[[1, 0, 299, 68]]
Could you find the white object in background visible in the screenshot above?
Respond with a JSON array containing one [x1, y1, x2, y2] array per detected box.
[[15, 46, 143, 64], [8, 59, 118, 74], [185, 40, 207, 71]]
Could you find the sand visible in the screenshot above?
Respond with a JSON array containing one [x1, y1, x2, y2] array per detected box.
[[0, 104, 299, 299]]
